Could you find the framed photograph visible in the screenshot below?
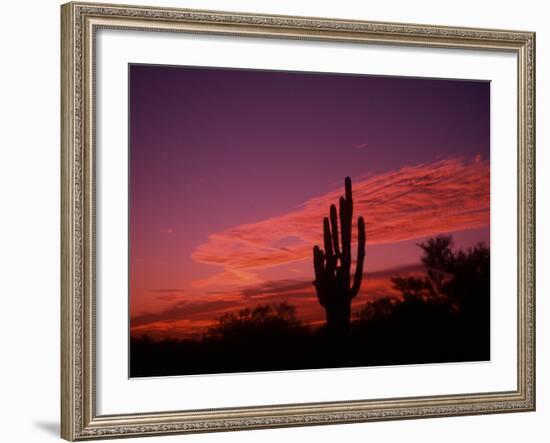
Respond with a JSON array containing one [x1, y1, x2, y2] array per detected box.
[[61, 1, 536, 440]]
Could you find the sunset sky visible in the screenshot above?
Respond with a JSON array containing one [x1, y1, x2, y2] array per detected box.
[[129, 64, 490, 339]]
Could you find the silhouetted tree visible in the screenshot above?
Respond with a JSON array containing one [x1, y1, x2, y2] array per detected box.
[[392, 235, 490, 311], [207, 302, 304, 342], [312, 177, 366, 334], [390, 235, 490, 357], [354, 296, 397, 321]]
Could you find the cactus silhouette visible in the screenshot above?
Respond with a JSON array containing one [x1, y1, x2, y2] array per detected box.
[[313, 177, 366, 333]]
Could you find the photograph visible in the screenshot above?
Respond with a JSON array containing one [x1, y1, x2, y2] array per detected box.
[[55, 2, 536, 440], [129, 64, 491, 377], [0, 0, 543, 439]]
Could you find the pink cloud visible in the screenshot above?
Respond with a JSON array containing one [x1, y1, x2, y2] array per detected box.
[[191, 158, 489, 287]]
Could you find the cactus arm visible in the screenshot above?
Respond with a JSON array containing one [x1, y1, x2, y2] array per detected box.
[[351, 216, 366, 298], [340, 177, 354, 291], [313, 245, 328, 307], [323, 217, 337, 274], [329, 204, 340, 258], [339, 196, 351, 282], [313, 245, 325, 285]]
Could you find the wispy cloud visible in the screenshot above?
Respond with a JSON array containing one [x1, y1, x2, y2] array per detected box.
[[147, 288, 189, 302], [131, 264, 425, 337], [132, 299, 243, 328], [191, 158, 489, 287], [148, 288, 188, 294], [353, 142, 371, 151], [240, 279, 312, 298]]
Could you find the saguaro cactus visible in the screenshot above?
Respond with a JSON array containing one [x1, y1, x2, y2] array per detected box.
[[313, 177, 366, 333]]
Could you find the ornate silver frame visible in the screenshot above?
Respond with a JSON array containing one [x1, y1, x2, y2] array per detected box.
[[61, 2, 536, 440]]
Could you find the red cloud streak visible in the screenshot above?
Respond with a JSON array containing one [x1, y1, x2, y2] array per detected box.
[[191, 158, 489, 285]]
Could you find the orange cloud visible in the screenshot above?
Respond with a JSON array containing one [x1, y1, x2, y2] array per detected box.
[[192, 158, 489, 286], [131, 264, 426, 338]]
